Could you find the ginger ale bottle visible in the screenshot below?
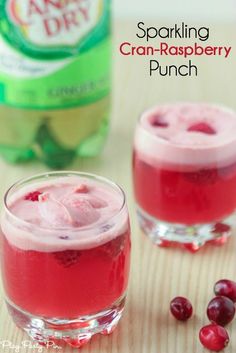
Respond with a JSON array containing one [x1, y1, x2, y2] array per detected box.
[[0, 0, 111, 168]]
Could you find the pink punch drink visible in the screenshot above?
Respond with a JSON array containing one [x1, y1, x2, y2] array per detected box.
[[133, 103, 236, 250], [0, 172, 131, 347]]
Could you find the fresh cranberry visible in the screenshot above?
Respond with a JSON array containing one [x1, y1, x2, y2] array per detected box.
[[199, 324, 229, 352], [170, 296, 193, 321], [188, 122, 216, 135], [207, 296, 235, 326], [24, 191, 42, 201], [214, 279, 236, 303]]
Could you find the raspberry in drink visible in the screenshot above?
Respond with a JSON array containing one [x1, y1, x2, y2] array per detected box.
[[133, 103, 236, 250], [0, 172, 131, 347]]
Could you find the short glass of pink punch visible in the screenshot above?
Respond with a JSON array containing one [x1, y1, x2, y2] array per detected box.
[[133, 103, 236, 251], [0, 172, 131, 347]]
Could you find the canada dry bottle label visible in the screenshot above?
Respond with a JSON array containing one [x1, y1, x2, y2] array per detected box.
[[0, 0, 111, 109]]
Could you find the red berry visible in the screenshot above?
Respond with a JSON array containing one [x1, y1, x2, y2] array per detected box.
[[150, 114, 169, 128], [214, 279, 236, 303], [53, 250, 81, 268], [207, 296, 235, 326], [184, 169, 218, 185], [170, 297, 193, 321], [75, 184, 89, 193], [188, 122, 216, 135], [102, 234, 125, 258], [24, 191, 42, 201], [199, 324, 229, 352]]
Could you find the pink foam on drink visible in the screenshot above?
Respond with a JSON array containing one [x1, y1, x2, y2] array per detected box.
[[135, 103, 236, 169], [1, 176, 127, 252]]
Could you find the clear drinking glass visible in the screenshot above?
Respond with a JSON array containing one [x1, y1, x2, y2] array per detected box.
[[133, 103, 236, 251], [0, 172, 131, 348]]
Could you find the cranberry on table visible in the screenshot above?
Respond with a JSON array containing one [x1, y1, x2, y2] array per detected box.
[[214, 279, 236, 303], [207, 296, 235, 326], [170, 296, 193, 321], [199, 324, 229, 352]]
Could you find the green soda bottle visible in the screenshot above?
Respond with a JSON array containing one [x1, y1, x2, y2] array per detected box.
[[0, 0, 111, 168]]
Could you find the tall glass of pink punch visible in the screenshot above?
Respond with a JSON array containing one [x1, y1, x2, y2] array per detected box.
[[0, 172, 131, 347], [133, 103, 236, 251]]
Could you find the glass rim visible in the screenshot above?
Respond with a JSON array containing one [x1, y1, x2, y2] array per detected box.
[[3, 171, 127, 232]]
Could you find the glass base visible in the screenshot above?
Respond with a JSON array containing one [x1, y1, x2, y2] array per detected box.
[[137, 206, 235, 252], [6, 295, 125, 348]]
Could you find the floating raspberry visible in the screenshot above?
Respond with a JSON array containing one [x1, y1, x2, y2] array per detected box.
[[24, 191, 42, 202], [75, 184, 89, 193], [53, 250, 81, 268], [150, 114, 169, 128], [188, 122, 216, 135], [184, 169, 218, 185]]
